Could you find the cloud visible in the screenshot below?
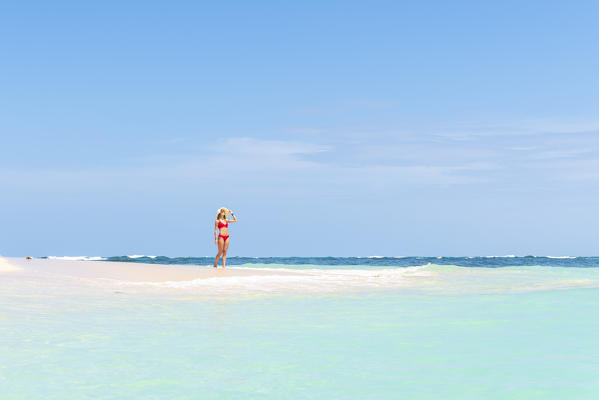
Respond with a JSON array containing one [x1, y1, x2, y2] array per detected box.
[[215, 137, 328, 157], [434, 121, 599, 141], [534, 159, 599, 182], [2, 124, 598, 200], [528, 149, 593, 160], [0, 136, 492, 200]]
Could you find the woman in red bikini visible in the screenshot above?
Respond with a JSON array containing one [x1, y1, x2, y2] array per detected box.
[[214, 207, 237, 268]]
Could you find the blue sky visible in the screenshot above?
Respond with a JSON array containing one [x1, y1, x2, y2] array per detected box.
[[1, 0, 599, 256]]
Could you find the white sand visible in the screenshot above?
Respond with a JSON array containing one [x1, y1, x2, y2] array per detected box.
[[1, 257, 438, 296], [5, 257, 304, 282], [0, 255, 21, 272], [0, 257, 324, 297]]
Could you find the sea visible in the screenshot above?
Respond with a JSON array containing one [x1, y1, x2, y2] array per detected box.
[[2, 256, 599, 399]]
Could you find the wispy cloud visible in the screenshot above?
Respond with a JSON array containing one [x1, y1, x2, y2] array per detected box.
[[0, 136, 492, 195], [434, 121, 599, 141], [215, 137, 328, 157], [2, 124, 599, 198], [528, 149, 593, 160]]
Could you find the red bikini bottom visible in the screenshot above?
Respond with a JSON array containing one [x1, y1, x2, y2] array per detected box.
[[218, 234, 229, 243]]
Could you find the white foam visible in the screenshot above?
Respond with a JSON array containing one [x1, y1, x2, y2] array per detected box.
[[127, 255, 157, 259], [47, 256, 106, 261], [116, 266, 433, 293], [545, 256, 576, 259], [104, 264, 599, 295]]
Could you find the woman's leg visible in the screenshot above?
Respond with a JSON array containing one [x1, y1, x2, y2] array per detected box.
[[214, 238, 224, 268], [222, 238, 230, 268]]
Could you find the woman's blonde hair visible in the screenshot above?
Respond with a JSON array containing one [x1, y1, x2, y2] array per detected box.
[[216, 207, 229, 220]]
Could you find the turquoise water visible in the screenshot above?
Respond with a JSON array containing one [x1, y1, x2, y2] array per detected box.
[[2, 289, 599, 398], [3, 259, 599, 398]]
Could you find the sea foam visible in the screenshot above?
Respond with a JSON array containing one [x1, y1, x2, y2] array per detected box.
[[127, 255, 158, 259], [116, 266, 433, 294], [46, 256, 106, 261], [112, 263, 599, 295]]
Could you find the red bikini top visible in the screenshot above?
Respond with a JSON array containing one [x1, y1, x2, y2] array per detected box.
[[218, 220, 228, 228]]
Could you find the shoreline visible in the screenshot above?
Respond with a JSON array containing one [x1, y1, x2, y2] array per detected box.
[[0, 256, 432, 296], [3, 256, 599, 296], [3, 256, 306, 282]]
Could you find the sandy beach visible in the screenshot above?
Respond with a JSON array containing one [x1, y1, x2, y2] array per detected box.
[[3, 256, 599, 297], [0, 255, 22, 272], [0, 256, 432, 296], [0, 256, 316, 297], [2, 256, 303, 282]]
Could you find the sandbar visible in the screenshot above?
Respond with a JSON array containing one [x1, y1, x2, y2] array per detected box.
[[4, 257, 303, 282]]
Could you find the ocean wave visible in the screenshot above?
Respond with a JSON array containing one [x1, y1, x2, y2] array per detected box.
[[357, 256, 411, 259], [545, 256, 577, 259], [127, 255, 158, 259]]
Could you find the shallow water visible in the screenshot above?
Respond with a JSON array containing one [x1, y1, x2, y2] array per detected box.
[[3, 258, 599, 398], [2, 285, 599, 398]]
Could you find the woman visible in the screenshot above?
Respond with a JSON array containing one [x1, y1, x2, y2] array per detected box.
[[213, 207, 237, 268]]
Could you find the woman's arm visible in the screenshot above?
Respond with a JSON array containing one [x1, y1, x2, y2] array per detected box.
[[227, 211, 238, 223], [214, 220, 219, 243]]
